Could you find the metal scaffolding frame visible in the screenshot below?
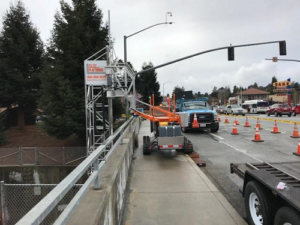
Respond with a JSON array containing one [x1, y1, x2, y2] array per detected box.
[[84, 46, 136, 155]]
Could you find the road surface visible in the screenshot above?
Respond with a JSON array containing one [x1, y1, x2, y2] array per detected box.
[[184, 114, 300, 220]]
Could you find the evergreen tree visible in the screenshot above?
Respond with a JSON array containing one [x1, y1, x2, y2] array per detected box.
[[269, 76, 277, 94], [0, 1, 44, 129], [137, 62, 162, 105], [39, 0, 108, 140], [172, 86, 185, 96], [210, 86, 218, 98]]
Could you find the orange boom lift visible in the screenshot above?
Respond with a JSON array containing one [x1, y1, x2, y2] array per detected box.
[[131, 94, 193, 155]]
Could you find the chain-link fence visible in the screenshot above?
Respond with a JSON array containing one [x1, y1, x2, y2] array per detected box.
[[0, 147, 87, 166], [0, 182, 82, 225]]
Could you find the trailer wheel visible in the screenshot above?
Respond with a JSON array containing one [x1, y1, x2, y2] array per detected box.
[[183, 141, 193, 154], [143, 136, 151, 155], [274, 206, 300, 225], [181, 127, 189, 133], [245, 181, 277, 225]]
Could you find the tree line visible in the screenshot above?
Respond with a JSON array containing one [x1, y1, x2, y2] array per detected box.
[[0, 0, 162, 145], [171, 76, 300, 104]]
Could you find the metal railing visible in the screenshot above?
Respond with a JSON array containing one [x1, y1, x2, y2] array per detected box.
[[16, 117, 137, 225], [0, 147, 87, 166]]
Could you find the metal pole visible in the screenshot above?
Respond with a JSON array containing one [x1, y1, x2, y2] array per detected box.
[[1, 181, 6, 225], [133, 77, 136, 109], [135, 40, 285, 75], [108, 98, 113, 136], [124, 36, 127, 63], [124, 36, 129, 115], [101, 86, 106, 142]]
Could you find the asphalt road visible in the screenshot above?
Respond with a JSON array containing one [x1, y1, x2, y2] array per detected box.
[[184, 114, 300, 222]]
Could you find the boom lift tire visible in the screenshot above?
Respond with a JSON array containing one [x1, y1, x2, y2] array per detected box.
[[143, 136, 151, 155], [274, 206, 300, 225], [183, 138, 193, 154], [244, 180, 277, 225]]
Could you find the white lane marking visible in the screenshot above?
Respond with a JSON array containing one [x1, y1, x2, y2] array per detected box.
[[207, 132, 224, 140], [219, 140, 263, 163]]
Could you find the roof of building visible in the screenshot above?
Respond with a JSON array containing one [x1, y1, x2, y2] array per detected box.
[[236, 88, 270, 95]]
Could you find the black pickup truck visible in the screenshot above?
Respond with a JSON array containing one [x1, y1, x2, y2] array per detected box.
[[231, 161, 300, 225]]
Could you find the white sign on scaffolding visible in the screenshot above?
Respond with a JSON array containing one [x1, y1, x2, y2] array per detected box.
[[84, 60, 107, 85]]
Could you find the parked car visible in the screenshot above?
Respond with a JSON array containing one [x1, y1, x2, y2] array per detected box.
[[292, 103, 300, 116], [216, 106, 226, 114], [226, 105, 247, 116], [267, 103, 292, 117]]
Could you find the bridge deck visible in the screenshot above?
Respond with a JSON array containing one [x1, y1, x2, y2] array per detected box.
[[121, 120, 246, 225]]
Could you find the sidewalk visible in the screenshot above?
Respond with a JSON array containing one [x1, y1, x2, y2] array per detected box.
[[123, 120, 247, 225]]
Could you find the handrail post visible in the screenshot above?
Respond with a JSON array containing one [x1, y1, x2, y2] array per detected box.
[[93, 160, 100, 190]]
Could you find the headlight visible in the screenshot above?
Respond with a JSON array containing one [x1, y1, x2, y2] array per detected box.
[[214, 114, 218, 120]]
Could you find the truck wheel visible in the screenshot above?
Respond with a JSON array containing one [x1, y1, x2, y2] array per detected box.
[[245, 181, 277, 225], [210, 128, 218, 133], [288, 113, 291, 117], [274, 206, 300, 225], [267, 112, 270, 117], [143, 136, 151, 155]]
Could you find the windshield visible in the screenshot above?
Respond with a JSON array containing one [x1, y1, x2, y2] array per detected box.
[[231, 105, 240, 108], [279, 104, 289, 107], [257, 102, 269, 107], [184, 102, 210, 110], [218, 106, 225, 109]]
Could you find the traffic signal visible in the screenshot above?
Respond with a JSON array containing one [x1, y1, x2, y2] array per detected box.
[[228, 47, 234, 61], [279, 41, 286, 55]]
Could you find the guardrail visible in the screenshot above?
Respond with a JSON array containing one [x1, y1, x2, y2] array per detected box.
[[16, 117, 137, 225]]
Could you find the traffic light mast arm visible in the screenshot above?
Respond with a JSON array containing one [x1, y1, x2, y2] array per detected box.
[[135, 40, 286, 75], [265, 58, 300, 63]]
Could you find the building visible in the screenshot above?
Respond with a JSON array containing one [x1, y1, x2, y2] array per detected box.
[[235, 88, 270, 105]]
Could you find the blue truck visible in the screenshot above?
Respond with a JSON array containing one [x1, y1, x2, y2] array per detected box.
[[176, 97, 219, 133]]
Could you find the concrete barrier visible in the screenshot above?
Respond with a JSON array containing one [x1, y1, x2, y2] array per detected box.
[[67, 119, 139, 225]]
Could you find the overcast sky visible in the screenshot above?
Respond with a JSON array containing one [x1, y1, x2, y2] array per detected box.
[[1, 0, 300, 96]]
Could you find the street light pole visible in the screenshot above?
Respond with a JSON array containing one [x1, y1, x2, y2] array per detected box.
[[163, 81, 171, 98], [124, 13, 173, 111]]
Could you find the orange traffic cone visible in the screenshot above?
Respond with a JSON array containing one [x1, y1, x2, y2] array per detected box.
[[252, 127, 264, 142], [271, 120, 281, 134], [231, 122, 239, 135], [224, 117, 229, 124], [244, 117, 251, 127], [234, 117, 239, 125], [256, 118, 262, 130], [293, 139, 300, 156], [218, 116, 221, 122], [192, 113, 199, 128], [291, 123, 300, 138]]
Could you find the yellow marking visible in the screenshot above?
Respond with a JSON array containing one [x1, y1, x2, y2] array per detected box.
[[220, 114, 300, 125]]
